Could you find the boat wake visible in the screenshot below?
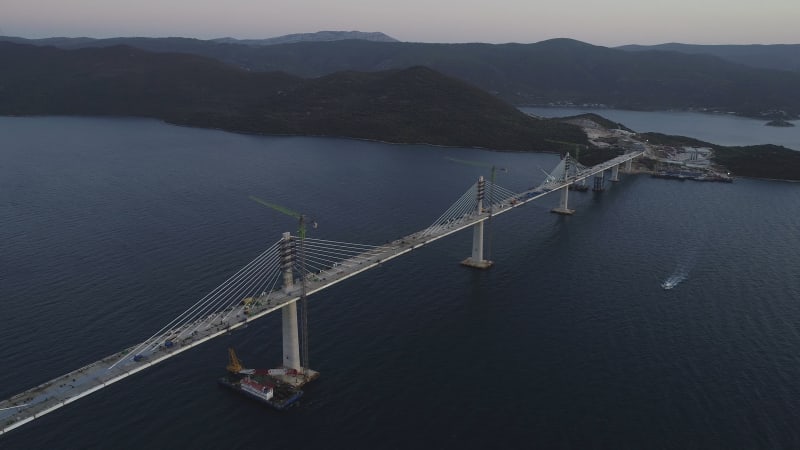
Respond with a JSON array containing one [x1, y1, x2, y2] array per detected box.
[[661, 268, 689, 290], [661, 247, 698, 290], [661, 273, 686, 290]]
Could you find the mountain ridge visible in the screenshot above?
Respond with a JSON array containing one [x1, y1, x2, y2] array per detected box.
[[4, 36, 799, 118], [210, 31, 398, 45], [617, 43, 800, 73], [0, 41, 586, 152]]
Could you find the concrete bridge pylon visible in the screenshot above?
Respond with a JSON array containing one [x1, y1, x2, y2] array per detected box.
[[462, 176, 493, 269], [551, 153, 576, 215], [278, 232, 318, 386], [551, 186, 575, 215], [280, 232, 301, 372]]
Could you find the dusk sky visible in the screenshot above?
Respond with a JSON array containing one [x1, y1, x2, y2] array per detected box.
[[3, 0, 797, 46]]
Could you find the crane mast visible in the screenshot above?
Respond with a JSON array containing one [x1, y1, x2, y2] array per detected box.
[[250, 196, 315, 381], [227, 348, 245, 374]]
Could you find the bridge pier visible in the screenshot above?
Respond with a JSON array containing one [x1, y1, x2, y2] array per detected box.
[[281, 304, 301, 371], [625, 159, 633, 173], [462, 176, 493, 269], [551, 186, 575, 215], [610, 165, 620, 182], [593, 171, 605, 192]]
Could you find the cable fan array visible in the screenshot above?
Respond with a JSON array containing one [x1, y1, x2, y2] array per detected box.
[[538, 154, 590, 191], [111, 236, 392, 368], [422, 179, 517, 236], [299, 237, 393, 278]]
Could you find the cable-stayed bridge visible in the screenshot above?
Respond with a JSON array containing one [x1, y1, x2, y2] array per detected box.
[[0, 150, 642, 435]]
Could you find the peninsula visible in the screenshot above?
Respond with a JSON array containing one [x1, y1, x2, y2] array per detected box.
[[765, 119, 795, 127]]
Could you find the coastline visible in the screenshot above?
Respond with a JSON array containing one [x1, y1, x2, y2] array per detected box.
[[519, 104, 800, 122], [2, 113, 795, 182]]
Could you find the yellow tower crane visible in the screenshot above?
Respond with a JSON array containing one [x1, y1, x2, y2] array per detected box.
[[227, 348, 246, 374]]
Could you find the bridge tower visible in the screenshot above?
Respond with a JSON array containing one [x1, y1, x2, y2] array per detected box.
[[551, 153, 575, 215], [278, 231, 319, 387], [461, 176, 493, 269], [610, 164, 620, 182], [279, 232, 301, 372]]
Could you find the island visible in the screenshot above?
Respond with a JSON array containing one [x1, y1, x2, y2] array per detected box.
[[765, 119, 795, 127]]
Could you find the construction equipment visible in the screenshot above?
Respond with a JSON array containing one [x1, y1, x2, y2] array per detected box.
[[249, 196, 317, 239], [240, 297, 255, 315], [227, 348, 254, 374], [262, 368, 299, 376], [249, 196, 315, 380]]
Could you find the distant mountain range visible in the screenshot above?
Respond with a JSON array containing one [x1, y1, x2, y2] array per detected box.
[[617, 43, 800, 73], [3, 36, 799, 118], [0, 42, 585, 151], [3, 39, 799, 179], [211, 31, 398, 46], [0, 31, 397, 49]]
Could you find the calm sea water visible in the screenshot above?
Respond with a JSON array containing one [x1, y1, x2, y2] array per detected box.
[[1, 116, 799, 449], [522, 107, 800, 151]]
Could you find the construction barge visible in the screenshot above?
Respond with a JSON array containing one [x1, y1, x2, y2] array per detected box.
[[218, 348, 305, 410], [218, 374, 303, 410]]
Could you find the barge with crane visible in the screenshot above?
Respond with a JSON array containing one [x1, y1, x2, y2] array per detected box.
[[217, 348, 304, 410]]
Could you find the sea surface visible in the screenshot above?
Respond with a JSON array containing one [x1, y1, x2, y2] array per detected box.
[[522, 107, 800, 151], [1, 116, 799, 449]]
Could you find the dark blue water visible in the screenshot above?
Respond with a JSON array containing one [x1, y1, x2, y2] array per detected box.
[[2, 117, 800, 449]]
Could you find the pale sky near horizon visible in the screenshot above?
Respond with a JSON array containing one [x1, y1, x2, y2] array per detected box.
[[3, 0, 798, 46]]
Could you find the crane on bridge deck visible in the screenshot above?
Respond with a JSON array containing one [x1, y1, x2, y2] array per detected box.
[[249, 196, 316, 380]]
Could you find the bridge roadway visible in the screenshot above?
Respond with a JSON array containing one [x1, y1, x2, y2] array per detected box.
[[0, 151, 642, 435]]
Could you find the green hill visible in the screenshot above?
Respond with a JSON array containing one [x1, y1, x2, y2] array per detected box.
[[0, 42, 585, 151], [640, 133, 800, 181], [6, 36, 800, 118]]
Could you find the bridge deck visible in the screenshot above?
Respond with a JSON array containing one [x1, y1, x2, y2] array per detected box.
[[0, 151, 641, 434]]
